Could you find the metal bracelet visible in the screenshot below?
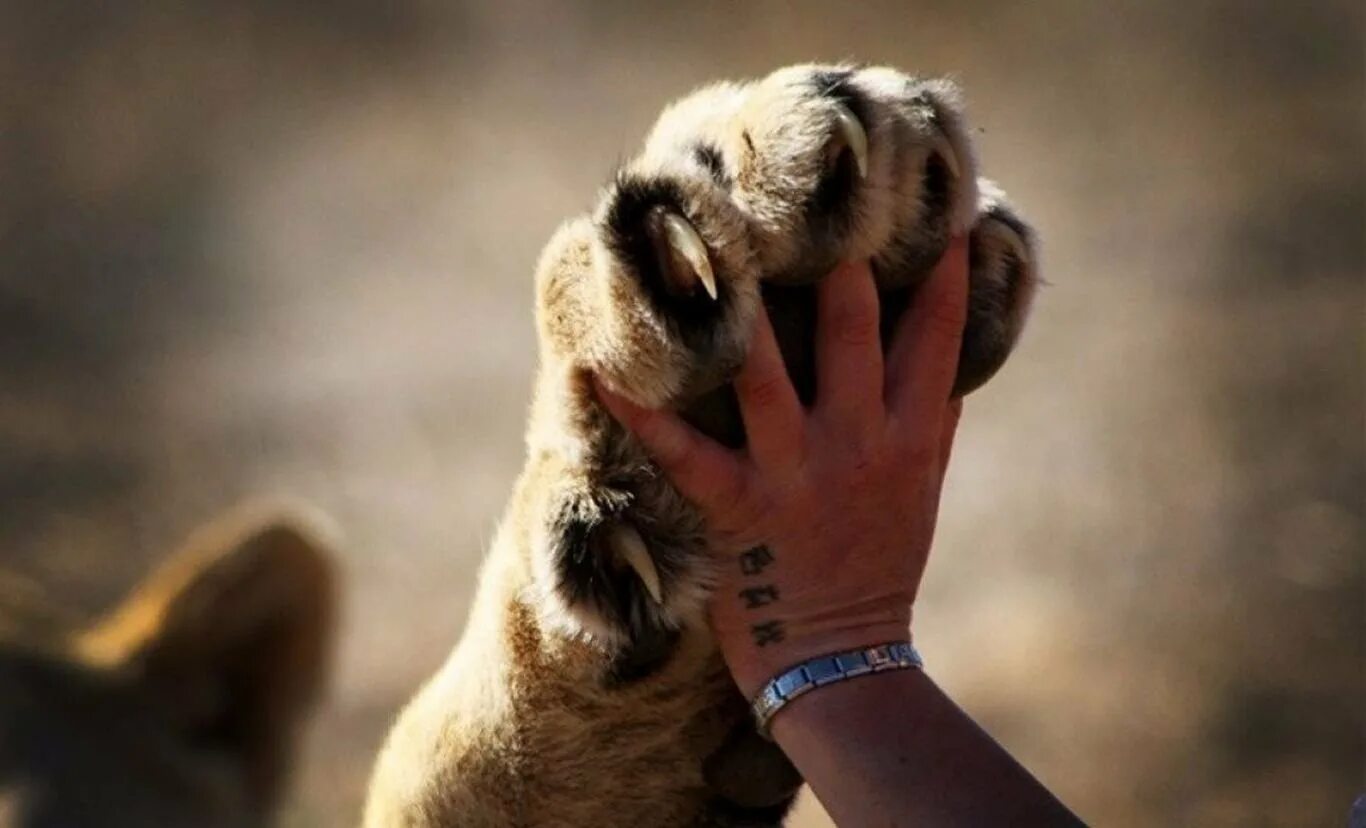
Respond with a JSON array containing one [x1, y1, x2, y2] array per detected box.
[[750, 641, 923, 738]]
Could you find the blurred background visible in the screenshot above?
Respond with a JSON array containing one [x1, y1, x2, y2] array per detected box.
[[1, 1, 1361, 825]]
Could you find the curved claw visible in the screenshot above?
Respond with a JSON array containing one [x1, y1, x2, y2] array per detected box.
[[830, 103, 869, 179], [609, 524, 663, 604], [662, 213, 718, 300]]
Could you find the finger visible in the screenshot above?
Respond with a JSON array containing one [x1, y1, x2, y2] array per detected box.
[[815, 260, 885, 438], [594, 379, 747, 513], [887, 236, 969, 440], [734, 302, 805, 473]]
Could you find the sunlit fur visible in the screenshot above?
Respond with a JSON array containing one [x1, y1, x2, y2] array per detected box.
[[366, 63, 1039, 827]]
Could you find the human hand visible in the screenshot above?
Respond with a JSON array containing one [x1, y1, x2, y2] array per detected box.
[[597, 238, 969, 696]]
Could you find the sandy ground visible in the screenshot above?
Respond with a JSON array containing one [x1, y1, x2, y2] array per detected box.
[[1, 2, 1361, 825]]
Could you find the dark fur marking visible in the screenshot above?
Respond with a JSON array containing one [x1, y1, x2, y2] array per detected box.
[[809, 68, 855, 96], [811, 141, 859, 217], [870, 87, 965, 287], [954, 231, 1021, 396], [810, 70, 873, 139], [871, 141, 958, 288], [550, 494, 690, 668], [694, 143, 730, 188], [876, 96, 954, 279], [805, 74, 871, 244], [922, 151, 951, 225], [601, 173, 726, 343]]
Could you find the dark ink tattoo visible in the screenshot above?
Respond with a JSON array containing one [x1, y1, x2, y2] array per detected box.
[[751, 620, 786, 647], [738, 549, 782, 643], [739, 584, 780, 609], [739, 546, 775, 576]]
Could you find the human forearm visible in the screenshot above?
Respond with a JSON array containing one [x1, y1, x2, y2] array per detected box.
[[769, 667, 1084, 828]]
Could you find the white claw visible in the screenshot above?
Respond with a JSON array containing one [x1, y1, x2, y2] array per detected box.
[[610, 524, 663, 604], [662, 213, 718, 300], [931, 131, 962, 179], [832, 103, 869, 179]]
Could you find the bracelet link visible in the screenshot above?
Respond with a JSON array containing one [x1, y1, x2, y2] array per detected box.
[[750, 641, 923, 737]]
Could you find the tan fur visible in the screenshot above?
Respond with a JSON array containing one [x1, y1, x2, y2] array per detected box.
[[0, 503, 338, 828], [366, 63, 1040, 827]]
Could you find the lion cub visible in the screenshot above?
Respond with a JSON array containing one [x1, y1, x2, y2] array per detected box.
[[366, 63, 1038, 827], [0, 506, 336, 827]]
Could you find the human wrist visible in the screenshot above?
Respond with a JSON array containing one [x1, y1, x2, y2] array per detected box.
[[765, 651, 931, 745], [718, 618, 912, 699], [749, 641, 924, 738]]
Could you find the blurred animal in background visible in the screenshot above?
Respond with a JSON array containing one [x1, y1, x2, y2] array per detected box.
[[0, 505, 337, 828], [365, 62, 1037, 826]]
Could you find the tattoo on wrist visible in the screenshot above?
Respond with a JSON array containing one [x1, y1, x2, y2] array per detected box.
[[739, 546, 775, 575], [738, 546, 785, 646], [739, 584, 779, 609], [750, 619, 786, 647]]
